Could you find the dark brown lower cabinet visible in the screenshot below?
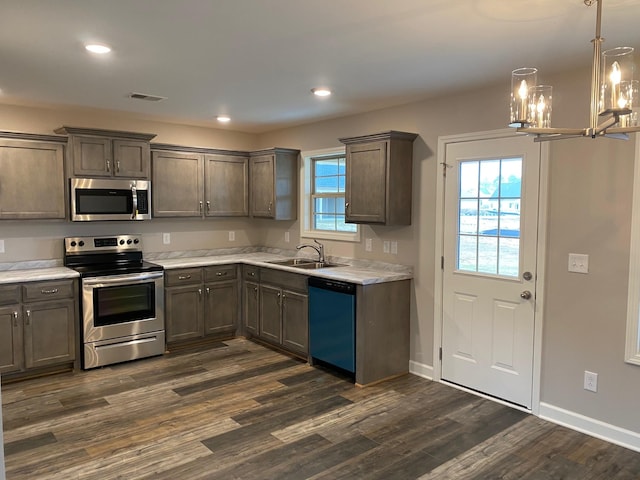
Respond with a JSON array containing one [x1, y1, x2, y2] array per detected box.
[[0, 280, 77, 377], [165, 265, 239, 345], [255, 268, 309, 357]]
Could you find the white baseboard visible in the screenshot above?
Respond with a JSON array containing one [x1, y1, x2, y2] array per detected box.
[[539, 402, 640, 453], [409, 360, 433, 380]]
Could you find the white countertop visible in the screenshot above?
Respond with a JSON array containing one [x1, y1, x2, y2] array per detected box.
[[0, 253, 412, 286], [152, 252, 412, 285], [0, 267, 79, 285]]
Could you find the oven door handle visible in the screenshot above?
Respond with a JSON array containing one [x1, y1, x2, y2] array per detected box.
[[83, 272, 163, 286]]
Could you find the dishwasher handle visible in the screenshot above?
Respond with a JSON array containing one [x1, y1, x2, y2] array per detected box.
[[308, 277, 356, 295]]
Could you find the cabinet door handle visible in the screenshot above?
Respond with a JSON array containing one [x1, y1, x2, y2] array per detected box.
[[25, 310, 31, 326], [249, 272, 255, 277], [199, 201, 203, 213], [345, 202, 350, 209], [41, 288, 59, 295], [216, 271, 227, 277], [253, 287, 258, 294], [13, 311, 18, 327], [268, 202, 272, 213], [206, 287, 210, 294], [106, 159, 111, 172], [206, 201, 211, 212], [178, 274, 192, 280], [198, 288, 202, 297], [116, 160, 121, 172]]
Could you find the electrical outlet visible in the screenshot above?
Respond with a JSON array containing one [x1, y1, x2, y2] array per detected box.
[[365, 238, 372, 252], [284, 231, 290, 243], [162, 233, 171, 245], [383, 241, 390, 253], [568, 253, 589, 274], [391, 241, 398, 255], [0, 239, 4, 253], [584, 371, 598, 392], [229, 231, 235, 242]]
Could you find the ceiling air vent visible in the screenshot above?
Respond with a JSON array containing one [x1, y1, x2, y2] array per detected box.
[[128, 92, 167, 102]]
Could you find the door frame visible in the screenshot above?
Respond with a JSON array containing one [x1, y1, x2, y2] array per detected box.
[[433, 128, 549, 414]]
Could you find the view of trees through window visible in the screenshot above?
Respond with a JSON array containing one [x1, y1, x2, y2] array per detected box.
[[457, 157, 522, 277], [312, 155, 357, 233]]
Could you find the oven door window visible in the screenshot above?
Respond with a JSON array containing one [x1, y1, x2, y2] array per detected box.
[[93, 282, 155, 326]]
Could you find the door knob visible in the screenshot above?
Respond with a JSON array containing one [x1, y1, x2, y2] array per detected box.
[[520, 290, 532, 300]]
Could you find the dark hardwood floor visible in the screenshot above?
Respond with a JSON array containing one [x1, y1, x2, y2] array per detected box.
[[2, 338, 640, 479]]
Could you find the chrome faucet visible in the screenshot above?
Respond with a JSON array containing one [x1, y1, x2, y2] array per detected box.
[[296, 239, 325, 263]]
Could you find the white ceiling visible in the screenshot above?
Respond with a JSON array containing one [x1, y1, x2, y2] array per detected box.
[[1, 0, 639, 133]]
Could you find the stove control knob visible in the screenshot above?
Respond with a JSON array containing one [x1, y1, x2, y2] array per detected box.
[[70, 241, 77, 247], [133, 238, 139, 244], [127, 239, 132, 245], [78, 241, 85, 247], [119, 239, 125, 245]]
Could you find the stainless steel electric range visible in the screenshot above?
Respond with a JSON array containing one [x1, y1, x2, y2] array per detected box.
[[64, 235, 165, 369]]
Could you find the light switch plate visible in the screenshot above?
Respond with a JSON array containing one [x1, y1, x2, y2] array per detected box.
[[284, 231, 290, 243], [365, 238, 372, 252], [391, 241, 398, 255], [162, 233, 170, 245], [229, 231, 235, 242], [0, 239, 4, 253], [568, 253, 589, 274], [383, 241, 390, 253]]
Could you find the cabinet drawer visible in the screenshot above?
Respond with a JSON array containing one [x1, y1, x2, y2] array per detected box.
[[23, 280, 74, 302], [260, 268, 308, 293], [165, 268, 203, 287], [243, 265, 260, 281], [204, 264, 237, 282], [0, 284, 21, 305]]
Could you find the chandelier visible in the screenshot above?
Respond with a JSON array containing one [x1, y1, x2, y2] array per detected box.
[[509, 0, 639, 141]]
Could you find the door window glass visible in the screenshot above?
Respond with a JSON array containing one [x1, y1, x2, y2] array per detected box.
[[457, 157, 522, 277]]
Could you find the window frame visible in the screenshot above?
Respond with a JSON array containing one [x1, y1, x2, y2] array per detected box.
[[625, 134, 640, 365], [300, 147, 360, 242]]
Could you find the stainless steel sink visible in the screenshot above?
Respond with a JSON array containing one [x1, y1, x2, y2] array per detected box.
[[266, 259, 344, 269], [290, 262, 344, 270], [267, 258, 316, 266]]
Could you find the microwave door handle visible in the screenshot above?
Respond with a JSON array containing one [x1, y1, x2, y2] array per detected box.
[[131, 185, 138, 219]]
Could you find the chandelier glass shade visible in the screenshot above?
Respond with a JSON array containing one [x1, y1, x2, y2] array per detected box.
[[509, 0, 640, 141]]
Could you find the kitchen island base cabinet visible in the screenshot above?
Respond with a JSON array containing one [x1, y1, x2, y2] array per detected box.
[[355, 279, 411, 386]]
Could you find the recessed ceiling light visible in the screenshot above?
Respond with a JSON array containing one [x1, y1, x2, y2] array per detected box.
[[85, 44, 111, 54], [312, 87, 331, 97], [217, 115, 231, 123]]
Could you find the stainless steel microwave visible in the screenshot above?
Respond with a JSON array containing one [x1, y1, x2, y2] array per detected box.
[[70, 178, 152, 221]]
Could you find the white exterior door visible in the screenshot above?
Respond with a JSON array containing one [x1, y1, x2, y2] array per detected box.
[[441, 134, 541, 409]]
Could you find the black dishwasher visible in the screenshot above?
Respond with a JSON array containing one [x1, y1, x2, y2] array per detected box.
[[308, 277, 356, 374]]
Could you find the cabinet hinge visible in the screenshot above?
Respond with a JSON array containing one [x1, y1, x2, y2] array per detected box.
[[439, 347, 442, 361], [441, 256, 444, 270]]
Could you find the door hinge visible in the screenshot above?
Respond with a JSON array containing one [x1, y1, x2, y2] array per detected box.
[[439, 347, 442, 361], [441, 256, 444, 270]]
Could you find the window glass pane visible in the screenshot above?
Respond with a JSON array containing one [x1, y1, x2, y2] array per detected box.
[[479, 198, 499, 233], [337, 197, 345, 214], [460, 161, 479, 197], [478, 236, 498, 274], [315, 175, 339, 193], [500, 158, 522, 197], [479, 160, 500, 198], [315, 159, 339, 176], [313, 213, 336, 231], [498, 238, 520, 276], [499, 199, 520, 238], [314, 197, 337, 214], [459, 199, 478, 235], [458, 235, 478, 272]]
